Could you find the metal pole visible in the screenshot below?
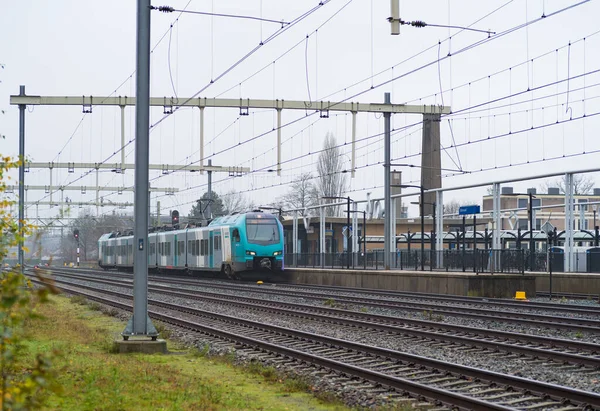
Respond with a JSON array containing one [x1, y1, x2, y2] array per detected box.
[[123, 0, 157, 339], [473, 215, 477, 273], [292, 211, 298, 267], [462, 216, 466, 272], [549, 237, 553, 301], [363, 211, 366, 270], [529, 193, 535, 271], [432, 202, 436, 269], [383, 93, 391, 269], [207, 159, 212, 219], [77, 237, 80, 267], [347, 197, 351, 269], [18, 85, 25, 273], [420, 185, 424, 271], [436, 191, 444, 268]]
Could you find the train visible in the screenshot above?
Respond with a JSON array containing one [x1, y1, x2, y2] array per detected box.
[[98, 211, 284, 279]]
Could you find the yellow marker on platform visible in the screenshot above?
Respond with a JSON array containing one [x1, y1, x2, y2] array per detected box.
[[515, 291, 527, 300], [257, 281, 263, 285]]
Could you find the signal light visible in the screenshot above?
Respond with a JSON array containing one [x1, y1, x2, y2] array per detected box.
[[171, 210, 179, 226], [73, 228, 79, 239]]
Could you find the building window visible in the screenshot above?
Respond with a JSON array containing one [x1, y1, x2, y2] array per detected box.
[[517, 219, 528, 230]]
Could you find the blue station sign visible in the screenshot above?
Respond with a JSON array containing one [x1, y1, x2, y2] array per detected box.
[[459, 205, 481, 215]]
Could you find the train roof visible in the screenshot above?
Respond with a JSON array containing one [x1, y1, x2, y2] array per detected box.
[[209, 211, 279, 227]]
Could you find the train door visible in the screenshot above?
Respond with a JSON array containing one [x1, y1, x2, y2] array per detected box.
[[222, 227, 231, 264], [213, 230, 223, 269]]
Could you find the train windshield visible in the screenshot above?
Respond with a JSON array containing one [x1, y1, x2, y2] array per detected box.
[[246, 218, 280, 245]]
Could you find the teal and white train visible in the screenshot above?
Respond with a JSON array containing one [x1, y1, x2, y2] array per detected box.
[[98, 211, 284, 279]]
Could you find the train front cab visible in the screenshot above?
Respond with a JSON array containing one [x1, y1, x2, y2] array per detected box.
[[237, 213, 284, 273]]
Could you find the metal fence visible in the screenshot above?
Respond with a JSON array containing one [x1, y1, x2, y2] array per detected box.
[[284, 249, 526, 273]]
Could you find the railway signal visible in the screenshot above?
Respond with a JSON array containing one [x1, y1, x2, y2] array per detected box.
[[73, 228, 80, 267], [171, 210, 179, 226]]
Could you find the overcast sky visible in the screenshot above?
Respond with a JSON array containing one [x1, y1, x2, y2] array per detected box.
[[1, 0, 600, 220]]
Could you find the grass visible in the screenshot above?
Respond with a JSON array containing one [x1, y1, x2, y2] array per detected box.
[[21, 294, 354, 411]]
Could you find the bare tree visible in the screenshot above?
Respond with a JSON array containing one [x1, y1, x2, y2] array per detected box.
[[316, 133, 348, 216], [540, 175, 596, 195], [65, 209, 133, 262], [222, 190, 255, 215], [280, 172, 318, 215]]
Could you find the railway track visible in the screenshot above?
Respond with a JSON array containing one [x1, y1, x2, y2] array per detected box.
[[53, 268, 600, 331], [40, 271, 600, 369], [30, 276, 600, 410]]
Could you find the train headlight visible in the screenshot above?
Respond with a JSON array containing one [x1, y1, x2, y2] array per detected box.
[[246, 250, 256, 256], [273, 251, 282, 256]]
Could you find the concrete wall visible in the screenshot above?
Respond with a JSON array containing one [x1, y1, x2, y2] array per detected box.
[[533, 273, 600, 295], [288, 268, 536, 298]]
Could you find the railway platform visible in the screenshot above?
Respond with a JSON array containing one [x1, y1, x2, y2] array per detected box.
[[286, 268, 536, 298], [286, 268, 600, 298]]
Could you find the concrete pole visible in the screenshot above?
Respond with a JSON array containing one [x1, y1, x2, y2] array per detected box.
[[49, 168, 53, 207], [383, 93, 391, 270], [199, 107, 205, 173], [156, 201, 160, 227], [123, 0, 158, 339], [207, 159, 212, 219], [120, 105, 126, 171], [277, 109, 282, 176], [421, 114, 441, 216], [95, 168, 99, 215], [18, 85, 25, 273]]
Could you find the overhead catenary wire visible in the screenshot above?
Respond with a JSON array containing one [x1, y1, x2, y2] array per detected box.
[[149, 1, 332, 130], [27, 2, 331, 210], [150, 5, 291, 26], [28, 0, 594, 215]]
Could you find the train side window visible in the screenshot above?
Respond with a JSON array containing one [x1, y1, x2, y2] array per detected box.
[[232, 229, 240, 242], [214, 236, 220, 251]]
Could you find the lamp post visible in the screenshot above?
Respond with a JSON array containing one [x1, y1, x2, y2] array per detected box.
[[528, 192, 537, 271], [345, 209, 367, 269], [400, 184, 425, 271], [323, 196, 352, 269], [593, 205, 598, 247], [412, 200, 436, 268]]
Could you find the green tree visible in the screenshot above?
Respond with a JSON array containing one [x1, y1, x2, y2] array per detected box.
[[1, 156, 60, 410], [189, 191, 225, 220]]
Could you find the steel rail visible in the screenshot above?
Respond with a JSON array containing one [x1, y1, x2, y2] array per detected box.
[[45, 272, 600, 368]]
